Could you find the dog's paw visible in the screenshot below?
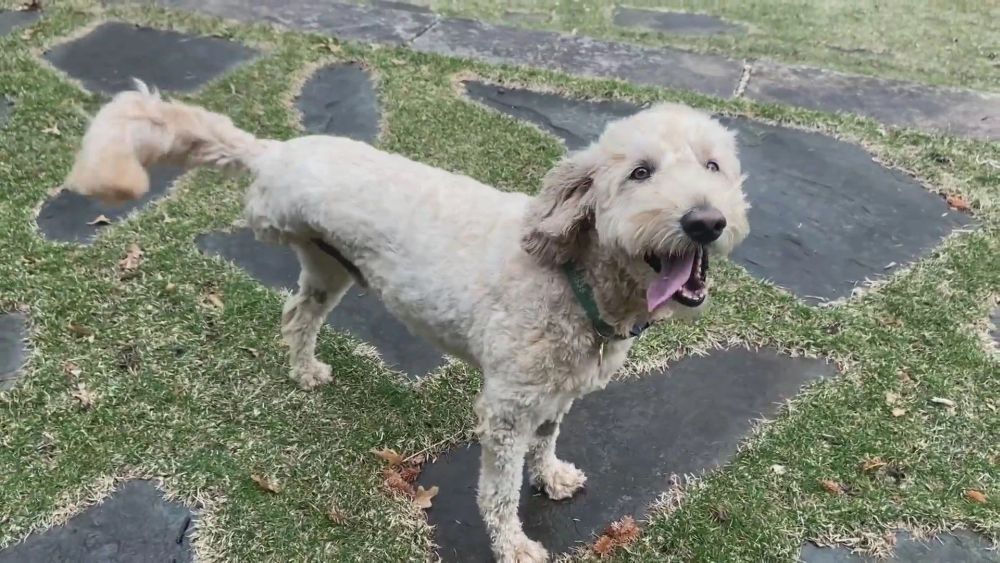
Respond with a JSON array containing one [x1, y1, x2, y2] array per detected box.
[[291, 360, 333, 390], [537, 460, 586, 500], [496, 533, 549, 563]]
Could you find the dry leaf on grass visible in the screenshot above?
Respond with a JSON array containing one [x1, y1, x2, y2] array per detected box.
[[372, 447, 405, 466], [68, 322, 94, 338], [42, 124, 61, 136], [86, 214, 112, 226], [164, 282, 177, 294], [820, 479, 845, 495], [592, 534, 616, 557], [930, 397, 955, 407], [251, 474, 281, 494], [62, 361, 81, 379], [891, 407, 907, 417], [860, 457, 887, 474], [606, 515, 640, 544], [398, 466, 422, 483], [884, 391, 900, 405], [383, 468, 415, 497], [204, 292, 224, 310], [965, 489, 988, 504], [19, 0, 41, 10], [770, 464, 786, 475], [946, 194, 971, 211], [118, 243, 144, 275], [70, 383, 97, 408], [413, 485, 438, 510]]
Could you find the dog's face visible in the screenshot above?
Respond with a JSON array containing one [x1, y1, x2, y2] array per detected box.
[[522, 103, 749, 319]]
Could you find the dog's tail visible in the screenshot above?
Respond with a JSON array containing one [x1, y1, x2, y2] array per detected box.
[[64, 80, 270, 203]]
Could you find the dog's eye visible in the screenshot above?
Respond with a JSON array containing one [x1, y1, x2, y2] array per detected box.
[[706, 160, 720, 172], [629, 166, 651, 181]]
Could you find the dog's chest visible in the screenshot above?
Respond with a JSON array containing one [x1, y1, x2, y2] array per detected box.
[[566, 338, 632, 395]]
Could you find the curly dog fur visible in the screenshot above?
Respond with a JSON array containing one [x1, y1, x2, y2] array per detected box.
[[65, 82, 749, 562]]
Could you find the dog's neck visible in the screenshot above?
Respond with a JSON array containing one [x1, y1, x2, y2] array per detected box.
[[574, 239, 649, 337]]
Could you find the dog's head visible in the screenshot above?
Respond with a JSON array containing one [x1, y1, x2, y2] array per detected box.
[[522, 103, 749, 319]]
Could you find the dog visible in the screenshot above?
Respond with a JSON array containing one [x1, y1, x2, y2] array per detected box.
[[64, 82, 749, 562]]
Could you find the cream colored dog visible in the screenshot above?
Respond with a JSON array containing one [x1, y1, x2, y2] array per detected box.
[[65, 82, 749, 562]]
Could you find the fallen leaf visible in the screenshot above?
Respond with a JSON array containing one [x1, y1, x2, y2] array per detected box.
[[204, 292, 224, 310], [592, 535, 615, 557], [770, 464, 786, 476], [164, 282, 177, 294], [251, 474, 281, 494], [412, 485, 438, 509], [118, 243, 144, 275], [326, 504, 348, 525], [42, 124, 61, 136], [372, 447, 405, 466], [606, 515, 640, 544], [946, 194, 971, 211], [62, 361, 82, 379], [897, 370, 914, 384], [930, 397, 955, 407], [884, 391, 900, 405], [820, 479, 845, 495], [70, 382, 97, 408], [965, 489, 988, 504], [407, 453, 426, 465], [19, 0, 42, 10], [860, 457, 887, 473], [68, 322, 94, 338], [398, 466, 422, 483], [891, 407, 907, 417], [86, 214, 112, 226], [383, 468, 415, 497]]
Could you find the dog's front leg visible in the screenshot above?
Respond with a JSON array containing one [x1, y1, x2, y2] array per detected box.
[[526, 405, 586, 500], [476, 390, 549, 563]]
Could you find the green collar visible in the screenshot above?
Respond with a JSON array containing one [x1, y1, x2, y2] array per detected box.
[[563, 262, 644, 341]]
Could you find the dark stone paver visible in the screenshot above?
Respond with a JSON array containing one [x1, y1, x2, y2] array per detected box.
[[297, 62, 380, 141], [613, 7, 744, 35], [0, 312, 28, 392], [120, 0, 438, 45], [197, 228, 446, 378], [745, 62, 1000, 141], [412, 17, 742, 98], [37, 166, 183, 244], [420, 348, 834, 560], [800, 530, 999, 562], [44, 22, 257, 95], [0, 9, 40, 37], [464, 82, 971, 303], [0, 480, 194, 563]]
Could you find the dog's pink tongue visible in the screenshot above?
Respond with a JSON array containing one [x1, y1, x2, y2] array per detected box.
[[646, 253, 694, 312]]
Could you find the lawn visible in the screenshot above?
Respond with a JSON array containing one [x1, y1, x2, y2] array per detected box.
[[408, 0, 1000, 91], [0, 0, 998, 561]]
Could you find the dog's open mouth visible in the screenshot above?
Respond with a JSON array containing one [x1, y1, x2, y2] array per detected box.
[[644, 247, 708, 311]]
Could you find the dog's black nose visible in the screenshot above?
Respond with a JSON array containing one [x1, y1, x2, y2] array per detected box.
[[681, 206, 727, 244]]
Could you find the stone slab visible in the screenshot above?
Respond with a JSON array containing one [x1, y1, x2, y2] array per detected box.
[[464, 82, 972, 303], [412, 18, 741, 98], [420, 348, 834, 560], [613, 7, 743, 35], [297, 62, 380, 142], [0, 9, 40, 37], [121, 0, 438, 45], [37, 166, 183, 244], [0, 480, 194, 563], [800, 530, 999, 562], [196, 228, 446, 378], [0, 312, 28, 392], [745, 62, 1000, 141], [44, 22, 257, 95]]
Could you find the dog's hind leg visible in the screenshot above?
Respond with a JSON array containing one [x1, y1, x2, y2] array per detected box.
[[281, 241, 353, 389], [527, 404, 586, 501]]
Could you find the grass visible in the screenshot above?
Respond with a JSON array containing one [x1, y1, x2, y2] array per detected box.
[[380, 0, 1000, 92], [0, 0, 998, 561]]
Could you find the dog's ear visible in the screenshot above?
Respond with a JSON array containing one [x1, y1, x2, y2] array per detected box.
[[521, 153, 595, 266]]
